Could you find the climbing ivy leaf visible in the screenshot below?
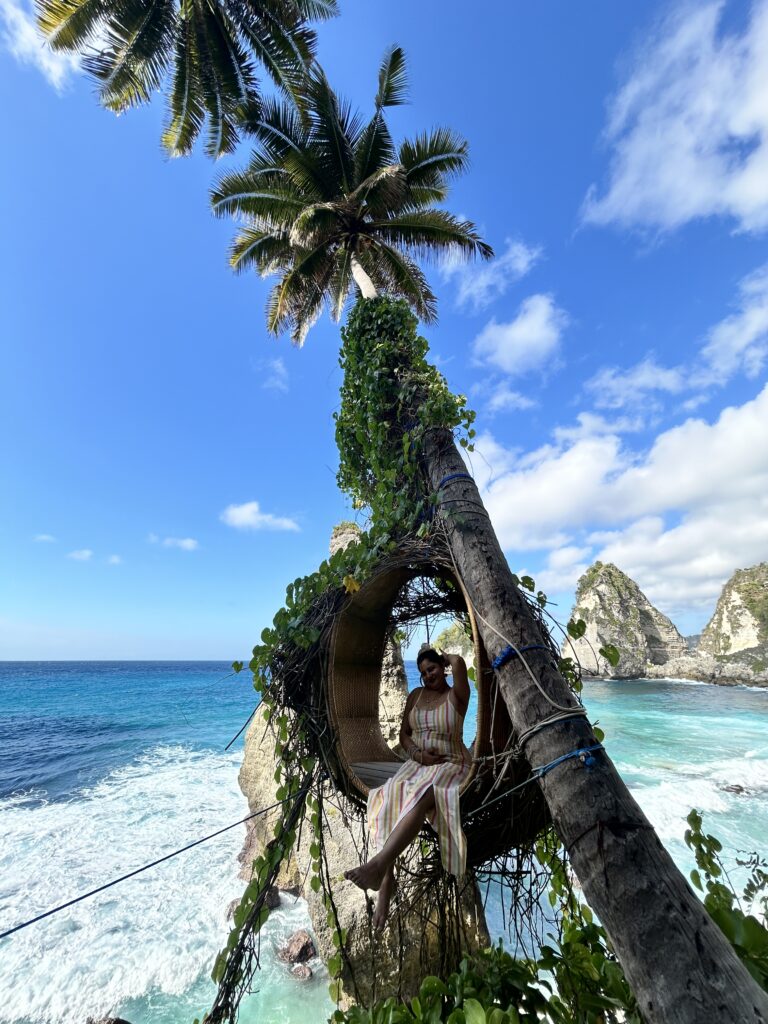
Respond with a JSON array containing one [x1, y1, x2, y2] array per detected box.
[[599, 644, 620, 667], [567, 619, 586, 640]]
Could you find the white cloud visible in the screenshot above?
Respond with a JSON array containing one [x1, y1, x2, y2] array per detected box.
[[106, 554, 122, 565], [583, 1, 768, 234], [584, 262, 768, 411], [441, 238, 542, 310], [536, 545, 593, 596], [262, 357, 289, 393], [487, 385, 536, 415], [472, 294, 569, 376], [0, 0, 79, 91], [552, 412, 644, 444], [34, 533, 56, 542], [220, 500, 299, 532], [67, 549, 93, 561], [475, 384, 768, 620], [162, 537, 199, 551], [586, 357, 686, 411], [694, 263, 768, 383]]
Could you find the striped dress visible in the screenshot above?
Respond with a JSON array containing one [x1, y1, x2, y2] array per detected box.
[[367, 690, 471, 876]]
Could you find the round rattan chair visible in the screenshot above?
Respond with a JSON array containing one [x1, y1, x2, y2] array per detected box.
[[324, 556, 550, 865]]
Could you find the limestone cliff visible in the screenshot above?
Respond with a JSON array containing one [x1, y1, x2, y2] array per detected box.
[[565, 560, 768, 687], [698, 564, 768, 656], [566, 562, 687, 678]]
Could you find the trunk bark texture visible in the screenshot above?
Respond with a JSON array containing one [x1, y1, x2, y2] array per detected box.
[[422, 426, 768, 1024]]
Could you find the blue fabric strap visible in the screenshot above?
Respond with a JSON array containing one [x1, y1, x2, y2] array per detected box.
[[492, 643, 551, 670], [437, 472, 475, 490]]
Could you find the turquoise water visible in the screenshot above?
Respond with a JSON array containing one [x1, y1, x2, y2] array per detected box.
[[0, 663, 766, 1023]]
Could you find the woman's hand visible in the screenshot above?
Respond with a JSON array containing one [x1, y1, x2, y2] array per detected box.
[[417, 749, 448, 767]]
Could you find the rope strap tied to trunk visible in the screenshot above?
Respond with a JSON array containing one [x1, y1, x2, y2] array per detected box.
[[436, 472, 475, 490], [492, 643, 552, 670]]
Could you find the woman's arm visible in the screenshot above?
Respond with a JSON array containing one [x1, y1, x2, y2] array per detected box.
[[399, 689, 420, 760], [443, 652, 470, 714]]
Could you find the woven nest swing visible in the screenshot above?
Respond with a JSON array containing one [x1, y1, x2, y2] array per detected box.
[[320, 540, 551, 869]]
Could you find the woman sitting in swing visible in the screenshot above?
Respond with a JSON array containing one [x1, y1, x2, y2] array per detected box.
[[345, 645, 471, 929]]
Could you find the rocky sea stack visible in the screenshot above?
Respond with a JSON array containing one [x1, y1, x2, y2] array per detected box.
[[565, 561, 687, 678], [566, 561, 768, 687]]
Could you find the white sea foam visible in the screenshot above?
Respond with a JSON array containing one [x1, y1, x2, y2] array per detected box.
[[0, 745, 295, 1024], [617, 747, 768, 861]]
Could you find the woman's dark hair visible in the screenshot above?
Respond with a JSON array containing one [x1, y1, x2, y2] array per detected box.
[[416, 646, 443, 669]]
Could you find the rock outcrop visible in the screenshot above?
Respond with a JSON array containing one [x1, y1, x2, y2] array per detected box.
[[433, 621, 474, 663], [565, 562, 687, 678], [565, 560, 768, 687], [235, 524, 490, 1005], [699, 564, 768, 656]]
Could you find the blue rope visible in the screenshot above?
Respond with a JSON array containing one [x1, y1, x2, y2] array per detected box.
[[492, 644, 551, 670], [437, 472, 475, 491], [465, 743, 603, 819], [533, 743, 603, 777]]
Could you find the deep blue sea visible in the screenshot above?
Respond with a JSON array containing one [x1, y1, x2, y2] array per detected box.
[[1, 662, 767, 1024]]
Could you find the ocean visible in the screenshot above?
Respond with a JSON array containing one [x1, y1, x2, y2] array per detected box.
[[1, 662, 767, 1024]]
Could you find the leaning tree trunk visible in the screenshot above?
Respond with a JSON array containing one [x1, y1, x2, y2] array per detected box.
[[422, 426, 768, 1024], [350, 256, 378, 299]]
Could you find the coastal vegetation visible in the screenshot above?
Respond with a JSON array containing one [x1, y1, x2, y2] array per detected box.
[[33, 5, 768, 1023]]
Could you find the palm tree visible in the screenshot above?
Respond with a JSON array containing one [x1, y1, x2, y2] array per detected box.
[[36, 0, 337, 157], [210, 46, 493, 343], [213, 52, 768, 1024]]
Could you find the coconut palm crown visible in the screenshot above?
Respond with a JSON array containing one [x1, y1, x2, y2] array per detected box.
[[36, 0, 337, 158], [210, 47, 494, 344]]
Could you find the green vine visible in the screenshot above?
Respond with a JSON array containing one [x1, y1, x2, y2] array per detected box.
[[335, 297, 476, 532]]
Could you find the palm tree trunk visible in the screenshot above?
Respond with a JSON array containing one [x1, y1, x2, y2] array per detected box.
[[351, 256, 378, 299], [421, 425, 768, 1024]]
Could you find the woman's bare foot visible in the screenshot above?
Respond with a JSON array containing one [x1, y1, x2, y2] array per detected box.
[[344, 857, 386, 892], [372, 868, 395, 930]]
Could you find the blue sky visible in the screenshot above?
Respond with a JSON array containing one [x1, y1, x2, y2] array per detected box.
[[2, 0, 767, 658]]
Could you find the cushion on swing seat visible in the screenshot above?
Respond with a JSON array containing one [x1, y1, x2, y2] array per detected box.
[[351, 761, 405, 788]]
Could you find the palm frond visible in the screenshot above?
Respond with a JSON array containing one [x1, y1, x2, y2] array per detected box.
[[228, 228, 293, 275], [347, 164, 406, 215], [266, 241, 333, 336], [37, 0, 109, 51], [399, 128, 470, 189], [189, 0, 244, 157], [365, 242, 437, 322], [162, 12, 204, 155], [372, 210, 494, 262], [236, 6, 314, 109], [210, 177, 306, 223], [290, 0, 338, 20], [288, 259, 335, 345], [83, 0, 176, 110], [288, 201, 342, 247], [329, 247, 353, 321], [306, 68, 361, 192], [375, 44, 408, 108], [244, 96, 310, 160], [352, 112, 396, 187]]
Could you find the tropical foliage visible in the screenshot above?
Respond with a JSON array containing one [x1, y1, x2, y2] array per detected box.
[[331, 812, 768, 1023], [36, 0, 336, 157], [211, 48, 493, 343]]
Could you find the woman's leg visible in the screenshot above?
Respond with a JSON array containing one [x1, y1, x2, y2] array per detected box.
[[372, 866, 395, 931], [345, 786, 436, 893]]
